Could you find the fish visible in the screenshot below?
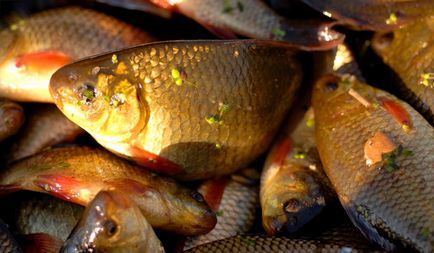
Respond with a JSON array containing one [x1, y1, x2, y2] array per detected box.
[[0, 6, 155, 103], [372, 15, 434, 125], [312, 73, 434, 252], [49, 40, 303, 180], [184, 234, 385, 253], [183, 168, 259, 250], [0, 99, 24, 142], [0, 219, 22, 253], [0, 192, 83, 242], [61, 191, 165, 253], [300, 0, 434, 31], [0, 146, 216, 236], [93, 0, 172, 18], [1, 104, 84, 164], [147, 0, 344, 50], [261, 108, 334, 235]]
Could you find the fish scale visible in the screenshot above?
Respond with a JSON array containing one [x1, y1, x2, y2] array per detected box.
[[313, 74, 434, 252], [50, 40, 302, 180]]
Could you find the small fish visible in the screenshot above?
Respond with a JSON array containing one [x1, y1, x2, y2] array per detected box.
[[301, 0, 434, 31], [184, 234, 385, 253], [49, 40, 303, 180], [261, 108, 333, 235], [94, 0, 172, 18], [313, 74, 434, 252], [183, 168, 259, 250], [0, 219, 22, 253], [0, 192, 83, 242], [148, 0, 344, 50], [0, 7, 155, 102], [0, 146, 216, 236], [0, 99, 24, 142], [61, 191, 165, 253], [2, 104, 84, 164], [372, 15, 434, 125]]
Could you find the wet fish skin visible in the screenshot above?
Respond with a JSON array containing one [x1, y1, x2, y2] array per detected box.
[[0, 219, 22, 253], [301, 0, 434, 31], [261, 108, 333, 235], [0, 192, 83, 242], [313, 74, 434, 252], [0, 99, 24, 142], [0, 6, 154, 102], [2, 104, 84, 164], [372, 15, 434, 125], [149, 0, 343, 50], [62, 191, 164, 253], [185, 234, 385, 253], [49, 40, 302, 181], [0, 146, 216, 236], [184, 169, 259, 250]]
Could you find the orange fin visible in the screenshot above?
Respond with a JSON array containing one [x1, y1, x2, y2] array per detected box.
[[271, 136, 293, 167], [129, 146, 184, 175], [19, 233, 63, 253], [33, 174, 98, 205], [200, 177, 229, 211], [0, 183, 22, 197], [15, 51, 72, 73], [378, 97, 412, 130]]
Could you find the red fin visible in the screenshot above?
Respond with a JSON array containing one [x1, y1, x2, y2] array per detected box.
[[19, 233, 63, 253], [106, 178, 153, 196], [378, 97, 413, 130], [33, 174, 99, 205], [200, 177, 229, 211], [15, 51, 72, 73], [129, 146, 184, 175], [201, 23, 238, 39], [271, 136, 293, 167], [0, 183, 22, 197]]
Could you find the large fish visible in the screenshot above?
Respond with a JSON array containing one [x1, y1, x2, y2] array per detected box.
[[261, 108, 334, 235], [49, 40, 303, 180], [147, 0, 343, 50], [0, 146, 216, 236], [183, 169, 259, 250], [313, 74, 434, 252], [0, 219, 22, 253], [372, 15, 434, 125], [0, 99, 24, 142], [2, 104, 84, 164], [0, 6, 154, 103], [61, 191, 164, 253], [300, 0, 434, 31]]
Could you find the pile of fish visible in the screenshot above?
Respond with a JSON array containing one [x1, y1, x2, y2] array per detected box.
[[0, 0, 432, 252]]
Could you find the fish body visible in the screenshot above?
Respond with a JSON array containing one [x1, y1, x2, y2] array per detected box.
[[62, 191, 164, 253], [49, 40, 302, 180], [185, 234, 385, 253], [184, 169, 259, 250], [313, 74, 434, 252], [301, 0, 434, 31], [0, 7, 154, 102], [0, 192, 83, 242], [0, 219, 22, 253], [2, 104, 84, 163], [149, 0, 343, 50], [0, 146, 216, 236], [261, 108, 333, 235], [373, 15, 434, 125], [0, 99, 24, 142]]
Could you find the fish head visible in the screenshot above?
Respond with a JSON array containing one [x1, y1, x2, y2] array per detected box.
[[50, 54, 147, 144], [262, 165, 325, 235], [62, 191, 159, 252]]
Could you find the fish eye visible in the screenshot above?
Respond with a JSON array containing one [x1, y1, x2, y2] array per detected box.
[[77, 83, 97, 104], [103, 219, 118, 237], [318, 74, 340, 92], [191, 191, 205, 203], [284, 198, 302, 213]]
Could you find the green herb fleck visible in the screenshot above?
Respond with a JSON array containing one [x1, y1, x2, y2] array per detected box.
[[381, 145, 412, 172], [420, 227, 430, 240], [239, 237, 256, 246], [294, 150, 307, 160], [215, 143, 222, 149], [306, 118, 315, 128], [171, 68, 185, 86], [171, 68, 180, 79], [386, 13, 398, 25], [222, 0, 234, 13], [216, 210, 224, 217], [205, 115, 223, 125], [420, 72, 434, 87], [111, 54, 118, 64], [356, 205, 370, 219], [271, 27, 286, 39], [83, 89, 95, 100], [237, 1, 244, 12]]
